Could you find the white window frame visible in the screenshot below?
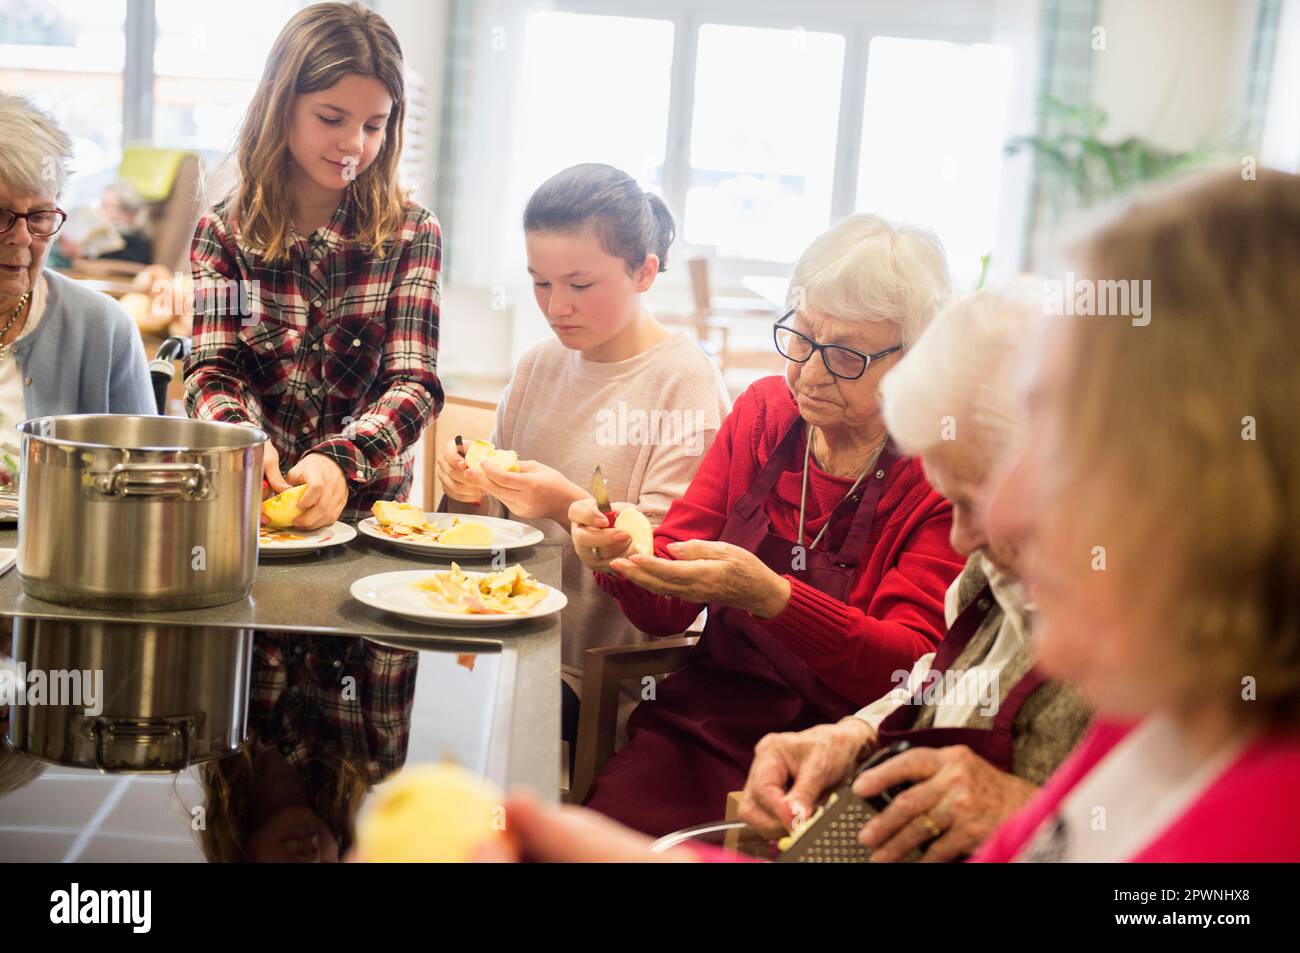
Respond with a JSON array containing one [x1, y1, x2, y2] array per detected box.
[[122, 0, 155, 142], [534, 0, 1029, 287], [112, 0, 324, 149]]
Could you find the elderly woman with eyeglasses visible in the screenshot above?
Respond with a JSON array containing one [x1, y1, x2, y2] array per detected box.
[[0, 94, 154, 485], [568, 214, 965, 835]]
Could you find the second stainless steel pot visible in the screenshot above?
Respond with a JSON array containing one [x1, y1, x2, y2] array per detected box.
[[5, 619, 254, 773], [17, 415, 265, 611]]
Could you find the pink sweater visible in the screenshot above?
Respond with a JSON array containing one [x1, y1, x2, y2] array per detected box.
[[972, 719, 1300, 862]]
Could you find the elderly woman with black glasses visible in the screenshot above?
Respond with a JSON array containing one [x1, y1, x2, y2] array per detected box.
[[568, 214, 965, 835], [0, 94, 154, 485]]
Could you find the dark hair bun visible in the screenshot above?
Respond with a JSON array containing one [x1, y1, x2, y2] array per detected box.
[[524, 163, 676, 273]]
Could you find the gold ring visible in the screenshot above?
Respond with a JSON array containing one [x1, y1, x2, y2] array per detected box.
[[920, 815, 941, 840]]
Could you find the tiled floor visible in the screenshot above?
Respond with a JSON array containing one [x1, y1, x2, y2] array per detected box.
[[0, 769, 206, 862], [0, 646, 503, 863]]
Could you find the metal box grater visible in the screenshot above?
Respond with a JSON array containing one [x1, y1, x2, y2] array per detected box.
[[775, 741, 917, 864]]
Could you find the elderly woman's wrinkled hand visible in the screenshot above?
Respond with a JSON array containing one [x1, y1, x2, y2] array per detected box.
[[609, 539, 792, 618], [570, 498, 636, 572], [737, 717, 877, 838], [852, 744, 1038, 863]]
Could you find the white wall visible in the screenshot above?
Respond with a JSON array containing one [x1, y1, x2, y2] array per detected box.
[[376, 0, 450, 206], [1262, 0, 1300, 171], [374, 1, 519, 385], [1090, 0, 1259, 152]]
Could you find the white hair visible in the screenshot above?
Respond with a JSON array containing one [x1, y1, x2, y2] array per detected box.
[[788, 214, 951, 346], [880, 282, 1047, 465], [0, 93, 73, 200]]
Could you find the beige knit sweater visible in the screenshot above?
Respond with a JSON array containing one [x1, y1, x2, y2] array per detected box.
[[448, 331, 731, 691]]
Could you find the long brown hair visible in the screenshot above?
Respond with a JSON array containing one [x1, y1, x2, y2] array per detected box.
[[229, 1, 408, 261], [195, 746, 371, 863]]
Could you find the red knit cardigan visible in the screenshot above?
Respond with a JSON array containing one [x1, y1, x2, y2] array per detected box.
[[971, 719, 1300, 862], [594, 376, 964, 705]]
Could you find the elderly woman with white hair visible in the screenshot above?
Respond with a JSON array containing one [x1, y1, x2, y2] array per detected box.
[[0, 94, 154, 488], [568, 215, 966, 835], [736, 286, 1091, 862]]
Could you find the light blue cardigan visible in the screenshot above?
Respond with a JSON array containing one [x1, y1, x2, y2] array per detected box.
[[12, 269, 157, 419]]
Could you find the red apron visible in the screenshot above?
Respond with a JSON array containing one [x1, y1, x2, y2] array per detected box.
[[875, 583, 1047, 773], [585, 416, 900, 836]]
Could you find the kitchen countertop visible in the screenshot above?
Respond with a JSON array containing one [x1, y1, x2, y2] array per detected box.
[[0, 527, 563, 860], [0, 527, 561, 645]]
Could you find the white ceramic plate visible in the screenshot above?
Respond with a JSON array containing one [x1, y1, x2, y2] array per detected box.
[[258, 521, 357, 557], [356, 512, 544, 557], [350, 569, 566, 628]]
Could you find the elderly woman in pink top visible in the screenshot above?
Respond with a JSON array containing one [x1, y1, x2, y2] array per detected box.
[[971, 167, 1300, 862]]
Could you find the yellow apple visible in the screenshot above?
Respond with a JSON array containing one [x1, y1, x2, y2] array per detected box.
[[261, 483, 309, 528], [355, 763, 505, 862], [437, 520, 494, 547], [614, 507, 654, 555], [372, 500, 428, 529], [464, 439, 520, 473]]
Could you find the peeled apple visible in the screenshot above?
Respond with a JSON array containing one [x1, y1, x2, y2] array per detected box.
[[437, 520, 494, 547], [614, 507, 654, 555], [355, 763, 505, 862], [261, 483, 310, 528], [464, 439, 520, 473]]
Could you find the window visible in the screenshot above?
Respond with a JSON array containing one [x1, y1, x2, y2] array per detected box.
[[0, 0, 128, 198], [685, 24, 845, 263], [0, 0, 308, 191], [152, 0, 305, 155], [856, 37, 1014, 287], [433, 1, 1035, 304], [510, 12, 675, 196]]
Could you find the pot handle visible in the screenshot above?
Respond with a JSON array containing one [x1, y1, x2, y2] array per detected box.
[[92, 716, 195, 772], [91, 463, 212, 500]]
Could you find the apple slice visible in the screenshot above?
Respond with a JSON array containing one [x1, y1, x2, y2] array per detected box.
[[614, 507, 654, 556], [372, 500, 427, 529], [437, 520, 494, 547]]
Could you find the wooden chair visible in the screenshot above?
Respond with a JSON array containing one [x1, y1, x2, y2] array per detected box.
[[567, 634, 772, 859], [62, 150, 204, 280], [684, 257, 785, 380], [423, 395, 499, 511], [567, 635, 699, 804], [687, 256, 775, 322]]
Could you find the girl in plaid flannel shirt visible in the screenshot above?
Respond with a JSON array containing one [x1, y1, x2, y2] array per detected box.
[[185, 2, 444, 526]]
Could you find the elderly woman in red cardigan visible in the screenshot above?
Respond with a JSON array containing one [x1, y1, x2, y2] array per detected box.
[[568, 214, 964, 835]]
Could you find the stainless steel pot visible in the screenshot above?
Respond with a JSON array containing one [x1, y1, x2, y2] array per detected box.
[[16, 415, 265, 610], [5, 619, 254, 773]]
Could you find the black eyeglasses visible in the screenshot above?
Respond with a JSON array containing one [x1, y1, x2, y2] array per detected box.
[[773, 310, 903, 380], [0, 207, 68, 238]]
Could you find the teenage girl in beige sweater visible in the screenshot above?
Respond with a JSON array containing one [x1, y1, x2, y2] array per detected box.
[[436, 163, 731, 755]]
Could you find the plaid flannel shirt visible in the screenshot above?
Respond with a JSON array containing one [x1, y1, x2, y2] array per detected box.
[[250, 633, 418, 784], [184, 193, 445, 520]]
